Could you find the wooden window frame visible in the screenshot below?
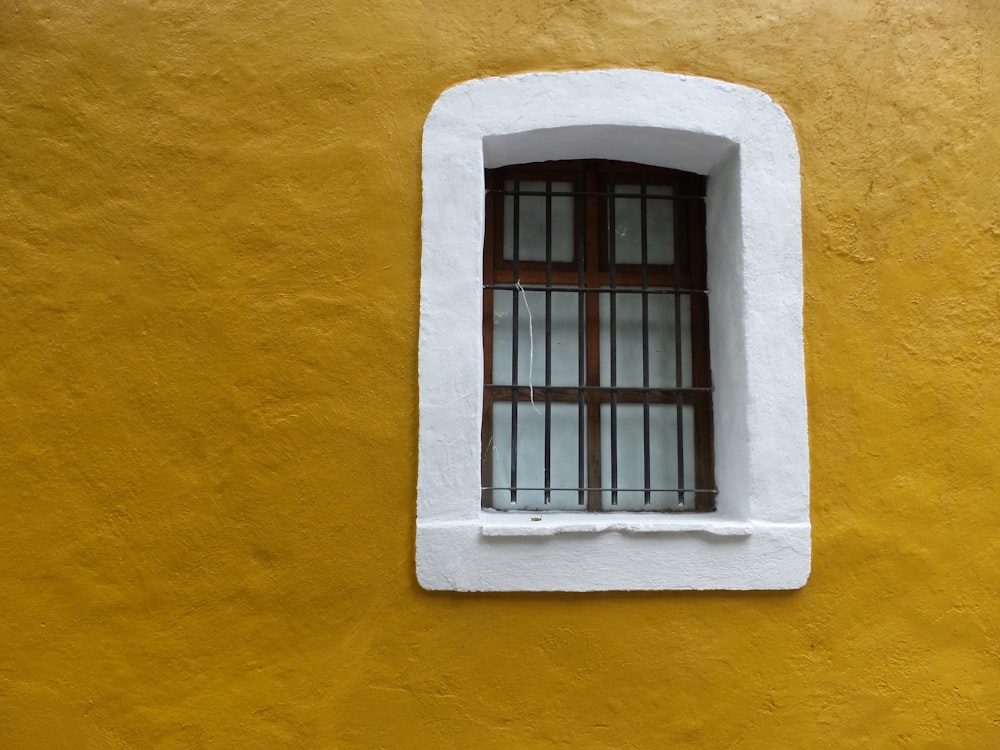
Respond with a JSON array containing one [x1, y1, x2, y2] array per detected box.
[[482, 159, 716, 513]]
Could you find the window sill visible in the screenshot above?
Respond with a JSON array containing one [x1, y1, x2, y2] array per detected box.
[[416, 516, 809, 591], [477, 510, 752, 536]]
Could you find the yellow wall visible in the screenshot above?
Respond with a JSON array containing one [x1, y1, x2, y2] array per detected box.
[[2, 1, 999, 747]]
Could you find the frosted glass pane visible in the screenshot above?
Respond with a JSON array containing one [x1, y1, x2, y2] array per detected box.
[[493, 289, 581, 386], [611, 184, 674, 265], [599, 291, 691, 387], [600, 403, 695, 511], [490, 402, 586, 510], [503, 180, 574, 262]]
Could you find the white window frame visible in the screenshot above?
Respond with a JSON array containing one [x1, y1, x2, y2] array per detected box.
[[418, 70, 809, 591]]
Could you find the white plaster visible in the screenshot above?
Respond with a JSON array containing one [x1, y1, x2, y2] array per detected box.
[[418, 70, 809, 591]]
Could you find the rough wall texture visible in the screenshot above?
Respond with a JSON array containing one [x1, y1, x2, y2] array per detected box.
[[2, 1, 999, 747]]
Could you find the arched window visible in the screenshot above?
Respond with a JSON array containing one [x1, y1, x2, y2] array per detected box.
[[418, 71, 809, 591]]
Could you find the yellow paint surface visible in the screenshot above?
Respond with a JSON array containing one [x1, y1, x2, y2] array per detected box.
[[2, 1, 1000, 747]]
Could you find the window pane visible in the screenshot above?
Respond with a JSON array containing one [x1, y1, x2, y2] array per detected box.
[[483, 159, 711, 515], [599, 403, 695, 511], [611, 184, 674, 265], [599, 291, 691, 388], [503, 180, 574, 262], [490, 401, 586, 510], [493, 289, 581, 386]]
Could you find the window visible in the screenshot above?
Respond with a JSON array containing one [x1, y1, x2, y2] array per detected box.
[[418, 70, 809, 591], [482, 160, 715, 513]]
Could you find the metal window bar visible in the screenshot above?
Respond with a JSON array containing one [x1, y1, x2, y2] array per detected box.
[[576, 170, 587, 507], [608, 166, 618, 506], [673, 184, 686, 509], [486, 284, 708, 296], [584, 167, 601, 512], [484, 486, 718, 495], [640, 180, 652, 506], [573, 168, 587, 507], [510, 178, 519, 505], [489, 188, 703, 201], [485, 384, 712, 395], [544, 175, 553, 505]]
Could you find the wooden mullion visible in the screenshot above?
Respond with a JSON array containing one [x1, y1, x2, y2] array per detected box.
[[482, 171, 499, 507], [584, 166, 603, 512], [574, 163, 587, 507], [488, 386, 710, 404], [671, 172, 689, 507], [595, 268, 679, 288], [685, 178, 715, 510], [493, 259, 579, 277], [491, 271, 682, 288], [492, 267, 583, 285]]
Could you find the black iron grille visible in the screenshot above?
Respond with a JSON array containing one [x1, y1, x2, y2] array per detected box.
[[482, 160, 716, 513]]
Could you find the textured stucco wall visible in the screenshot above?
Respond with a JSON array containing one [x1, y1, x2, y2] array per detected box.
[[2, 1, 999, 747]]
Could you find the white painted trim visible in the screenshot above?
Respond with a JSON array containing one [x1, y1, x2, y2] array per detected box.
[[477, 511, 753, 537], [418, 70, 809, 591]]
